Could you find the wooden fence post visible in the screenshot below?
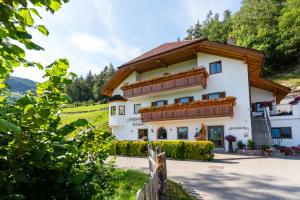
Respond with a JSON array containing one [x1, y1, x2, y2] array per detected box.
[[156, 152, 168, 200]]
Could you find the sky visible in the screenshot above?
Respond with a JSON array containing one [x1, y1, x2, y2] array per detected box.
[[12, 0, 242, 82]]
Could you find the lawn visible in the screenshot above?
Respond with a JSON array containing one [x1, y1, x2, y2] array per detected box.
[[113, 169, 195, 200], [60, 104, 109, 127]]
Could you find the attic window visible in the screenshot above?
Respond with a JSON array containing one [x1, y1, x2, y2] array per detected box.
[[209, 61, 222, 74]]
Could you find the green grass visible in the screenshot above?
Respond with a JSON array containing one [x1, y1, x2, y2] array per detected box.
[[269, 71, 300, 89], [62, 104, 108, 113], [60, 104, 108, 127], [113, 169, 195, 200]]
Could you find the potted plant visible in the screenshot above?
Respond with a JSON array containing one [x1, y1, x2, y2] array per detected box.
[[247, 139, 256, 150], [261, 144, 271, 156], [225, 135, 236, 153], [237, 140, 245, 150]]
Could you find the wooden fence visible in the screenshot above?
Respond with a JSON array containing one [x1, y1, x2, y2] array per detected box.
[[136, 145, 168, 200]]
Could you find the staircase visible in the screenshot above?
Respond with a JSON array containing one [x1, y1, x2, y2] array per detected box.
[[251, 116, 271, 146]]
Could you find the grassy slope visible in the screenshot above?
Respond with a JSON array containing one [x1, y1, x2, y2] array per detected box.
[[60, 104, 108, 127], [113, 169, 195, 200], [269, 71, 300, 89]]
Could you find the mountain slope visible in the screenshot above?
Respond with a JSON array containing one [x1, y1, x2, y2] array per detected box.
[[6, 76, 37, 94]]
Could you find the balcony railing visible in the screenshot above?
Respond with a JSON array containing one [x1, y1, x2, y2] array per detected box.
[[139, 97, 236, 122], [121, 67, 208, 98], [270, 104, 293, 116]]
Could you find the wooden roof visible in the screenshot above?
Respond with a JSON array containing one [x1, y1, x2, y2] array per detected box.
[[101, 39, 290, 101]]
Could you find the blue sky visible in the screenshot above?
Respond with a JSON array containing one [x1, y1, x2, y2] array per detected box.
[[13, 0, 242, 82]]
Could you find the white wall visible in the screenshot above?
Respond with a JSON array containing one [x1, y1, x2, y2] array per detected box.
[[109, 53, 253, 151], [269, 104, 300, 146], [250, 87, 275, 103]]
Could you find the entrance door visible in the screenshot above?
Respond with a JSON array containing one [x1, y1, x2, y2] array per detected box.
[[208, 126, 224, 148]]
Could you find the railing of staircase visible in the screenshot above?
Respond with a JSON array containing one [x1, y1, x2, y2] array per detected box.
[[263, 107, 272, 146]]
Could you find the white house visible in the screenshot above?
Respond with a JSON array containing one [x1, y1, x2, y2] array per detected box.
[[101, 39, 300, 151]]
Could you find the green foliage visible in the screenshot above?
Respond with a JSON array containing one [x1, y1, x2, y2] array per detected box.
[[186, 0, 300, 75], [261, 144, 270, 152], [111, 140, 214, 161], [0, 1, 115, 199], [66, 64, 116, 103], [237, 140, 245, 149], [247, 139, 256, 149]]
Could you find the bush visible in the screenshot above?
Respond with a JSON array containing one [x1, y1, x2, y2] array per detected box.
[[237, 140, 245, 149], [247, 139, 256, 149], [111, 140, 214, 161], [261, 144, 270, 152]]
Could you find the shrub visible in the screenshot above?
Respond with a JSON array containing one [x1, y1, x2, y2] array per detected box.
[[237, 140, 245, 149], [261, 144, 270, 152], [247, 139, 256, 149], [111, 140, 214, 161]]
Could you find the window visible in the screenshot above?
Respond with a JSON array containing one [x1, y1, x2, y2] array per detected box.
[[202, 92, 226, 100], [209, 61, 222, 74], [177, 127, 188, 139], [138, 129, 148, 140], [175, 96, 194, 104], [111, 106, 116, 115], [119, 106, 125, 115], [157, 127, 167, 139], [134, 104, 141, 114], [152, 100, 168, 107], [271, 127, 292, 139]]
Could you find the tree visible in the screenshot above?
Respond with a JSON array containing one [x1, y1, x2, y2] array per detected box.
[[278, 0, 300, 63], [0, 1, 115, 199]]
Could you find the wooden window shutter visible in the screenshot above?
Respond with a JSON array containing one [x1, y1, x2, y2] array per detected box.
[[202, 94, 209, 100], [174, 98, 179, 104], [220, 92, 226, 98], [188, 96, 194, 102], [151, 102, 156, 107], [251, 103, 256, 112], [163, 100, 168, 105]]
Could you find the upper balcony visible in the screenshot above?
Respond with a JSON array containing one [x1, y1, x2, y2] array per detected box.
[[120, 67, 208, 98], [139, 97, 236, 122]]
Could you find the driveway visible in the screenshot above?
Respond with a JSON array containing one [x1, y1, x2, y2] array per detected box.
[[115, 153, 300, 200]]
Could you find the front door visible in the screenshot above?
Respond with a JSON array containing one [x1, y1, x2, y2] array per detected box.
[[208, 126, 224, 148]]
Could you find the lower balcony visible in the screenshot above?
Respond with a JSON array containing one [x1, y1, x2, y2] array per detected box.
[[139, 97, 236, 122]]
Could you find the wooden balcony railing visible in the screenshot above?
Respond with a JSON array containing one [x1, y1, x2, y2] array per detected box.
[[121, 67, 208, 98], [139, 97, 236, 122]]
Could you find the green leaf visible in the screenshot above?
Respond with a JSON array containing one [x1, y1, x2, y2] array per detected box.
[[30, 8, 42, 19], [37, 25, 49, 36], [0, 118, 21, 133], [10, 45, 25, 58], [50, 0, 62, 11], [19, 8, 34, 26], [25, 41, 45, 50]]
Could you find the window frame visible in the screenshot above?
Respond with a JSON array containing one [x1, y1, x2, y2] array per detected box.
[[110, 106, 116, 116], [209, 61, 222, 75], [177, 127, 188, 140], [271, 127, 292, 139], [134, 104, 141, 114], [138, 129, 148, 140], [202, 92, 226, 100], [157, 127, 167, 139], [153, 100, 168, 107], [119, 106, 125, 115]]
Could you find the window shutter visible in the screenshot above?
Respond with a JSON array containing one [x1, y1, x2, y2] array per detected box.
[[202, 94, 209, 100], [163, 100, 168, 105], [174, 98, 179, 104], [151, 102, 156, 107], [251, 103, 256, 112], [220, 92, 226, 98], [188, 96, 194, 102]]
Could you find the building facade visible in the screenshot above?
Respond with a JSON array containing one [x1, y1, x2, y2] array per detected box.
[[102, 39, 299, 151]]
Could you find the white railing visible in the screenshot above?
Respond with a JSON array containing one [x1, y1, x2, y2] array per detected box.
[[270, 104, 293, 116]]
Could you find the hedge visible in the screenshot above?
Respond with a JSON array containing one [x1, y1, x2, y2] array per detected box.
[[110, 140, 214, 161]]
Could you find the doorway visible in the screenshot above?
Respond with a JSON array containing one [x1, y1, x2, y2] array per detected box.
[[207, 126, 224, 148]]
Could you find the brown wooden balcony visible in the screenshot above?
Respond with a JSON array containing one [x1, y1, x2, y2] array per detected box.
[[121, 67, 208, 98], [139, 97, 236, 122]]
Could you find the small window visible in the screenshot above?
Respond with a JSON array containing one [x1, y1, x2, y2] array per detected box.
[[202, 92, 226, 100], [271, 127, 292, 139], [209, 61, 222, 74], [134, 104, 141, 114], [138, 129, 148, 140], [175, 96, 194, 104], [152, 100, 168, 107], [119, 106, 125, 115], [157, 127, 167, 139], [111, 106, 116, 115], [178, 127, 188, 139]]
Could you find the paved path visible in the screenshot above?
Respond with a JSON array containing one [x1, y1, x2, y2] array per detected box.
[[115, 153, 300, 200]]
